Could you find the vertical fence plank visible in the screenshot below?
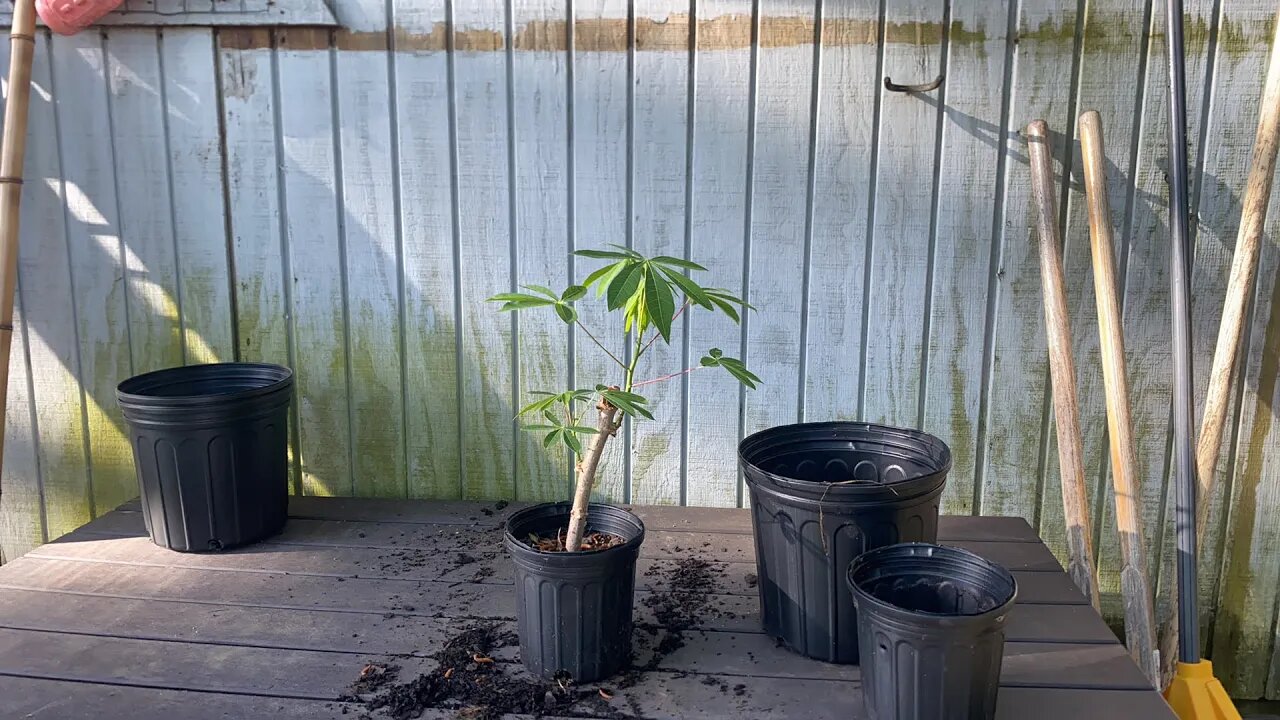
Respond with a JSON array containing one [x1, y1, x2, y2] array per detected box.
[[803, 0, 876, 424], [684, 0, 750, 507], [105, 30, 184, 375], [8, 32, 93, 540], [218, 28, 302, 493], [1214, 200, 1280, 698], [51, 32, 136, 516], [0, 34, 44, 559], [394, 2, 463, 499], [0, 282, 41, 561], [511, 0, 572, 502], [573, 0, 629, 504], [454, 0, 515, 500], [742, 0, 815, 442], [160, 29, 234, 364], [629, 0, 689, 506], [276, 28, 352, 497], [335, 3, 408, 498], [923, 0, 1009, 515], [977, 0, 1075, 528], [862, 0, 945, 428], [1208, 13, 1280, 699]]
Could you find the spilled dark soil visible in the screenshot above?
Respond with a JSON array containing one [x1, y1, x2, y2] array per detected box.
[[343, 529, 751, 719]]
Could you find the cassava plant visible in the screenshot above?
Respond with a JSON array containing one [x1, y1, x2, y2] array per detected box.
[[488, 245, 759, 551]]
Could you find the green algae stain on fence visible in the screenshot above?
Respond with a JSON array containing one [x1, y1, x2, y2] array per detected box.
[[347, 305, 407, 499]]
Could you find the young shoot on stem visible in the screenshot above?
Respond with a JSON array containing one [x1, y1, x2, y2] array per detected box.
[[488, 245, 759, 551]]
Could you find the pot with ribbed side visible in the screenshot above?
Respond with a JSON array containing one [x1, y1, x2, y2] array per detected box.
[[848, 543, 1017, 719], [116, 362, 294, 553], [504, 502, 645, 682], [739, 421, 950, 664]]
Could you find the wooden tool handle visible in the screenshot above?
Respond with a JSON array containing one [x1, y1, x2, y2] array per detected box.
[[1026, 120, 1101, 610], [1195, 16, 1280, 543], [1079, 110, 1158, 685]]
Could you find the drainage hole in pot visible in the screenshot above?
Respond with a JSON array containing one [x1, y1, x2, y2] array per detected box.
[[208, 539, 224, 551], [866, 575, 1001, 615]]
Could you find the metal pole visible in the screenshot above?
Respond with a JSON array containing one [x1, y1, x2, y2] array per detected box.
[[1164, 0, 1199, 664]]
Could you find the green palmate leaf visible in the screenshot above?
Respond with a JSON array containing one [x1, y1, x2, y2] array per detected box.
[[523, 284, 559, 299], [489, 292, 556, 312], [543, 430, 561, 448], [523, 424, 560, 432], [561, 284, 588, 302], [564, 425, 599, 434], [709, 347, 724, 359], [518, 395, 558, 416], [605, 243, 643, 258], [658, 266, 713, 309], [720, 357, 761, 389], [706, 288, 756, 311], [554, 303, 577, 324], [563, 431, 584, 455], [607, 262, 645, 310], [584, 261, 626, 296], [706, 295, 739, 323], [644, 268, 676, 342], [600, 388, 654, 420], [574, 249, 633, 260], [650, 255, 708, 272]]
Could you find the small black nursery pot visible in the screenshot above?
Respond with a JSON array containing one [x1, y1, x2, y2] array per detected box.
[[504, 502, 645, 682], [848, 543, 1017, 720], [740, 421, 951, 663], [117, 362, 293, 553]]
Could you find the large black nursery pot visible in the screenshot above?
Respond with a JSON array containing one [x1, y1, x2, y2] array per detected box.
[[848, 543, 1017, 720], [739, 421, 950, 663], [504, 502, 645, 682], [116, 362, 293, 552]]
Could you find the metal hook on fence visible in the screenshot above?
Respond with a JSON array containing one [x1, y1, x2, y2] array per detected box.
[[883, 74, 945, 93]]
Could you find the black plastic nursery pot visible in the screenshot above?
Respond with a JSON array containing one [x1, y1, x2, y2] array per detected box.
[[116, 362, 294, 553], [739, 421, 951, 664], [504, 502, 646, 682], [848, 543, 1017, 720]]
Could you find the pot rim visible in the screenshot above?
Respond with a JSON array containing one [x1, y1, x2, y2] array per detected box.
[[740, 421, 951, 500], [846, 542, 1017, 624], [117, 362, 294, 408], [504, 501, 646, 560]]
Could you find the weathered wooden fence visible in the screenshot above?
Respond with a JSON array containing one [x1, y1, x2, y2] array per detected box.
[[1, 0, 1279, 699]]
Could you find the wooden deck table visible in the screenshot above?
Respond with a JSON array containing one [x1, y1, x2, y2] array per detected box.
[[0, 497, 1175, 719]]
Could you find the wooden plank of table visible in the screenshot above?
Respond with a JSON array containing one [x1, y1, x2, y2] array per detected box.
[[0, 586, 1138, 685], [4, 548, 1090, 605], [63, 512, 1066, 572], [0, 625, 1159, 714], [0, 673, 1178, 720], [111, 496, 1044, 543], [0, 676, 347, 720]]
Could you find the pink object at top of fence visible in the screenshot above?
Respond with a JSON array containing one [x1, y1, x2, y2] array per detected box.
[[35, 0, 124, 35]]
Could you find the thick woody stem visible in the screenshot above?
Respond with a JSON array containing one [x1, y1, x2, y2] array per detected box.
[[564, 399, 621, 551]]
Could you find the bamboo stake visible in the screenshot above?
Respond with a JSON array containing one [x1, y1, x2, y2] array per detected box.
[[1079, 110, 1159, 686], [1027, 119, 1101, 611], [0, 0, 39, 523], [1195, 13, 1280, 545]]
